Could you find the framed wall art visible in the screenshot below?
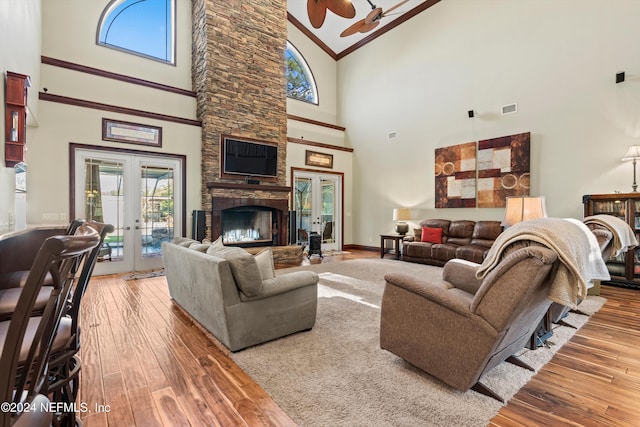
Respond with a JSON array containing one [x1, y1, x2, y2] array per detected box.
[[102, 118, 162, 147], [305, 150, 333, 168], [477, 132, 530, 208], [434, 141, 477, 208]]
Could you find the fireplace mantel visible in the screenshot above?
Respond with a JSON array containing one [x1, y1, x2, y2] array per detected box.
[[206, 182, 291, 193]]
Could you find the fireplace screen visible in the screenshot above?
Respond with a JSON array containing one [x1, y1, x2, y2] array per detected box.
[[221, 207, 275, 245]]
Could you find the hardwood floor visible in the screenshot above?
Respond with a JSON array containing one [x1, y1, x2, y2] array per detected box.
[[78, 250, 640, 426]]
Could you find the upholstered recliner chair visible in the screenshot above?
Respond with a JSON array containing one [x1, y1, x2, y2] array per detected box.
[[380, 241, 559, 401]]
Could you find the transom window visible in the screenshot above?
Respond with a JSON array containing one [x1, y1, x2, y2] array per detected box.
[[286, 41, 318, 105], [97, 0, 176, 64]]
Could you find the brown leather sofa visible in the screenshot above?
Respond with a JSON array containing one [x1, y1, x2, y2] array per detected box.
[[402, 219, 503, 266]]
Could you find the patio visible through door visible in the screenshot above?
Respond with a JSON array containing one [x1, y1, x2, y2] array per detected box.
[[74, 148, 183, 275], [293, 170, 342, 253]]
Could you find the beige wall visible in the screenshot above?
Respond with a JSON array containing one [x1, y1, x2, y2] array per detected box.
[[338, 0, 640, 246], [24, 0, 202, 233], [0, 0, 41, 233], [286, 22, 354, 246]]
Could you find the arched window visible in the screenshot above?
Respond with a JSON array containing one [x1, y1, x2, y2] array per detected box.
[[286, 41, 318, 105], [97, 0, 176, 64]]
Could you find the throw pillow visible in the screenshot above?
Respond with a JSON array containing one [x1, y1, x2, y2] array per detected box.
[[413, 228, 422, 240], [207, 245, 262, 296], [188, 242, 211, 253], [211, 235, 224, 248], [421, 227, 443, 244], [254, 247, 276, 280]]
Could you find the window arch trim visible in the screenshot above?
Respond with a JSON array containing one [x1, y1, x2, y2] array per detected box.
[[286, 41, 319, 105], [96, 0, 176, 65]]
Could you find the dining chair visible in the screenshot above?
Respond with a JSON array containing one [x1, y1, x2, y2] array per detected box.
[[0, 225, 99, 427]]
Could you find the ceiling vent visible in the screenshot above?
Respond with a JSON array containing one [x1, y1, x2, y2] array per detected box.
[[502, 103, 517, 115]]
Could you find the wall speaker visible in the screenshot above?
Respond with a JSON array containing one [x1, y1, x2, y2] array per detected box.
[[288, 210, 297, 244], [192, 210, 207, 241]]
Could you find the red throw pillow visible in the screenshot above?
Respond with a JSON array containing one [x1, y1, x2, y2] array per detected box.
[[421, 227, 443, 244]]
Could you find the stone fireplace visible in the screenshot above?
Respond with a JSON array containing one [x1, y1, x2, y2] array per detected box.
[[192, 0, 289, 236]]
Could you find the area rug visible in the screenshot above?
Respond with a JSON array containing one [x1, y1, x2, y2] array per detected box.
[[230, 258, 605, 427]]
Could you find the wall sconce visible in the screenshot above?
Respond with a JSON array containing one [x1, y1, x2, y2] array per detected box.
[[622, 145, 640, 192], [392, 208, 411, 235], [501, 196, 548, 227]]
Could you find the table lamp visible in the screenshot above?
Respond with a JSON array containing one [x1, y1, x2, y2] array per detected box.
[[393, 208, 411, 235], [501, 196, 548, 227], [622, 145, 640, 192]]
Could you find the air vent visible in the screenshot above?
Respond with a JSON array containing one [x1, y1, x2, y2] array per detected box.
[[388, 131, 397, 141], [502, 103, 517, 115]]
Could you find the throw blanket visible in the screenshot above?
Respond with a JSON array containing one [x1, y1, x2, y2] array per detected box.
[[583, 214, 638, 257], [477, 218, 610, 309]]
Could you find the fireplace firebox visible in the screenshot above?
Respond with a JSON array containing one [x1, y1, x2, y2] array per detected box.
[[212, 197, 289, 248]]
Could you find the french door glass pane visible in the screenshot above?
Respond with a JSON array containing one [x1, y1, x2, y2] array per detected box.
[[84, 158, 123, 261], [294, 177, 313, 244], [321, 179, 335, 243], [140, 165, 175, 257]]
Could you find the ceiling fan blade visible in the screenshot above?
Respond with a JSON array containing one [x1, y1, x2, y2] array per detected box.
[[326, 0, 356, 19], [340, 19, 367, 37], [307, 0, 328, 29], [364, 7, 383, 25], [382, 0, 409, 17], [359, 20, 380, 34]]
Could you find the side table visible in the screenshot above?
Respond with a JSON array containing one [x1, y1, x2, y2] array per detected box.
[[380, 234, 405, 260]]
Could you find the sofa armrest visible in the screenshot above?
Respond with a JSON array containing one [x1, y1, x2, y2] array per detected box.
[[442, 259, 484, 295], [403, 235, 415, 242], [242, 271, 319, 300], [383, 273, 473, 317]]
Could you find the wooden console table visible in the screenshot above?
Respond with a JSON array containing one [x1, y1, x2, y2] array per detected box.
[[380, 234, 404, 260]]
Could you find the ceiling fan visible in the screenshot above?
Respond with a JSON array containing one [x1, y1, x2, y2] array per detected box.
[[307, 0, 357, 29], [340, 0, 409, 37]]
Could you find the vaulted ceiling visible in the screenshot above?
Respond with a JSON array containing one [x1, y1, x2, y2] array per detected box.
[[287, 0, 441, 60]]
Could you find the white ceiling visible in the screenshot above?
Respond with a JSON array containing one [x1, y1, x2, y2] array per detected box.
[[287, 0, 437, 57]]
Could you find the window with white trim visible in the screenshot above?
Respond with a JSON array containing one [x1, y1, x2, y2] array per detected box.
[[286, 41, 318, 105], [97, 0, 176, 64]]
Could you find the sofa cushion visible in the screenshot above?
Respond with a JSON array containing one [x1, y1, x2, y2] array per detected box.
[[431, 243, 459, 263], [446, 221, 475, 246], [419, 219, 451, 241], [455, 245, 489, 264], [254, 247, 276, 280], [207, 246, 262, 296], [470, 221, 503, 247], [421, 227, 443, 244]]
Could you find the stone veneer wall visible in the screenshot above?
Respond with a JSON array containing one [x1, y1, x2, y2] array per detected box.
[[192, 0, 288, 238]]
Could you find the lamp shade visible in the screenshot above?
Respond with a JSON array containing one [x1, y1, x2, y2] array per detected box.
[[393, 208, 411, 221], [501, 196, 548, 226], [622, 145, 640, 161]]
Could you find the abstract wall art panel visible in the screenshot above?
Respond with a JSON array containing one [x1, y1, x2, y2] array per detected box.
[[477, 132, 530, 208], [435, 141, 477, 208]]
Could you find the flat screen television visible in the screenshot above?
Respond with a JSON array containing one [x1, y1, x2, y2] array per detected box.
[[221, 135, 278, 178]]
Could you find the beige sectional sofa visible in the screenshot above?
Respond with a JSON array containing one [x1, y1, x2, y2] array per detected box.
[[162, 237, 319, 351]]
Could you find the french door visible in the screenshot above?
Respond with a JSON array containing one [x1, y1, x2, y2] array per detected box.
[[293, 170, 342, 252], [74, 149, 183, 275]]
